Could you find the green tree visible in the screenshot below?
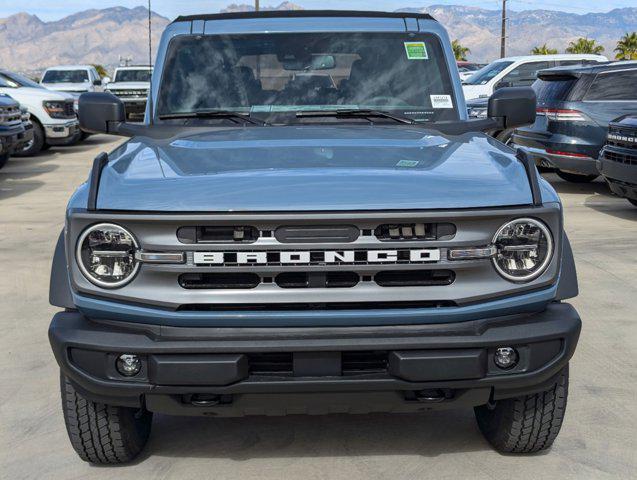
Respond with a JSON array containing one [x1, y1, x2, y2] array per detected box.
[[452, 39, 470, 61], [614, 32, 637, 60], [531, 44, 558, 55], [565, 38, 605, 55], [91, 64, 109, 79]]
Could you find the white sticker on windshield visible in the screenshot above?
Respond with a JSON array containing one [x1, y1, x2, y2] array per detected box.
[[430, 94, 453, 109]]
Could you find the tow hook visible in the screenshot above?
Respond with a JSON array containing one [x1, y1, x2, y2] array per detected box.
[[413, 389, 450, 403], [189, 394, 223, 406]]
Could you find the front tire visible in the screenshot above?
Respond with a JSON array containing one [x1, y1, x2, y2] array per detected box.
[[60, 374, 152, 464], [0, 153, 8, 169], [555, 170, 598, 183], [475, 365, 569, 453], [14, 121, 45, 157]]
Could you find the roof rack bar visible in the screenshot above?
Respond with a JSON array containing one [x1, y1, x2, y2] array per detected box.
[[173, 10, 436, 24]]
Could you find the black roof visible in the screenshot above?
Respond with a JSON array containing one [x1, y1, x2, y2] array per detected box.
[[173, 10, 435, 24], [538, 61, 637, 80]]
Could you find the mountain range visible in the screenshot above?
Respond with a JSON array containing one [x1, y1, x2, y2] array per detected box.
[[1, 4, 635, 75]]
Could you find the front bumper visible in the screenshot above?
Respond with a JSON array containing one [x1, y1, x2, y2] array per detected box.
[[598, 147, 637, 201], [0, 125, 27, 154], [514, 144, 598, 176], [120, 98, 147, 114], [49, 302, 581, 416], [44, 120, 80, 143]]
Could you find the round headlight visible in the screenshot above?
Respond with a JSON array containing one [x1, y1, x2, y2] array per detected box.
[[492, 218, 553, 282], [76, 223, 139, 288]]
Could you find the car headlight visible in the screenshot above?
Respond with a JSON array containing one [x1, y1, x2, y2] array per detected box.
[[492, 218, 553, 282], [76, 223, 140, 288], [42, 100, 67, 119]]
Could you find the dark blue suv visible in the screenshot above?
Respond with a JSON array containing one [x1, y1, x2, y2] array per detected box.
[[513, 62, 637, 182]]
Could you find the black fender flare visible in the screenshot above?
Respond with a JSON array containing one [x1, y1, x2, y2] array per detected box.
[[556, 232, 578, 300], [50, 230, 75, 309]]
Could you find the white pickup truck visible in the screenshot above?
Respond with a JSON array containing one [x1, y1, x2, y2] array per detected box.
[[0, 69, 80, 156], [40, 65, 104, 95], [105, 66, 152, 118]]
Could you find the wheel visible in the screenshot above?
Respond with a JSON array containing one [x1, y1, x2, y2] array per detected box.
[[474, 364, 569, 453], [14, 121, 45, 157], [0, 153, 8, 169], [60, 374, 152, 464], [555, 170, 598, 183], [628, 199, 637, 207]]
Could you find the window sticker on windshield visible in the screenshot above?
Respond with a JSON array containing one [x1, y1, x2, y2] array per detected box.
[[430, 94, 453, 109], [396, 160, 419, 167], [404, 42, 428, 60]]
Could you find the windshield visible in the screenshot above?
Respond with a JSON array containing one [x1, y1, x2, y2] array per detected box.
[[463, 61, 514, 85], [114, 69, 152, 83], [0, 71, 44, 89], [42, 70, 88, 84], [158, 32, 459, 123]]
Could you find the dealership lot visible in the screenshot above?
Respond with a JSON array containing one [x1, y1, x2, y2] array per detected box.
[[0, 136, 635, 479]]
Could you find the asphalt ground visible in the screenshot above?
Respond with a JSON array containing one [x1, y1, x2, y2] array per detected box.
[[1, 135, 635, 479]]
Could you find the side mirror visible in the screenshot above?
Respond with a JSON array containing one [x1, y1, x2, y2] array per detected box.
[[92, 79, 102, 86], [79, 92, 126, 134], [488, 87, 536, 129]]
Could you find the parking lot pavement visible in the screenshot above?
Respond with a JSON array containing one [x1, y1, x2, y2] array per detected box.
[[1, 135, 635, 480]]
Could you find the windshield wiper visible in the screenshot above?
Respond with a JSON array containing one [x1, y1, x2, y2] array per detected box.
[[158, 109, 266, 125], [296, 109, 415, 125]]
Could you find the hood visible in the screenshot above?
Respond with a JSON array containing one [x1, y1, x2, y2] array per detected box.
[[41, 82, 89, 93], [462, 84, 490, 100], [95, 125, 533, 212], [0, 86, 74, 103]]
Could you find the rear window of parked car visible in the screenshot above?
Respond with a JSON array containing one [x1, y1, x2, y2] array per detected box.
[[585, 70, 637, 101], [533, 78, 577, 105]]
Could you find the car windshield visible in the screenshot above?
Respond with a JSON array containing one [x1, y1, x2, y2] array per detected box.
[[463, 61, 514, 85], [0, 71, 44, 89], [42, 70, 89, 84], [114, 69, 152, 83], [157, 32, 459, 123]]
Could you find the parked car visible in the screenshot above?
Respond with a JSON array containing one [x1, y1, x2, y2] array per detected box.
[[48, 10, 581, 464], [40, 65, 105, 95], [0, 94, 29, 168], [457, 61, 486, 81], [598, 115, 637, 206], [512, 62, 637, 182], [105, 65, 152, 118], [0, 69, 80, 156], [462, 54, 607, 101]]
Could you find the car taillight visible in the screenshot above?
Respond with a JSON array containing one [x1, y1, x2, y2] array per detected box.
[[535, 108, 587, 122], [545, 149, 589, 158]]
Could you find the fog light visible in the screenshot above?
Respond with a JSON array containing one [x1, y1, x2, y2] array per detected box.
[[116, 354, 141, 377], [494, 347, 518, 370]]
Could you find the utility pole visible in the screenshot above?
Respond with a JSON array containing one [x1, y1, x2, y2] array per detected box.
[[255, 0, 260, 12], [500, 0, 507, 58]]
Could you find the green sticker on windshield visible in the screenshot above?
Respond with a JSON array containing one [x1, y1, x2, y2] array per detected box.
[[404, 42, 428, 60]]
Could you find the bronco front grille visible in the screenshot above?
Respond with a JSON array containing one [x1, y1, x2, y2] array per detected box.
[[603, 149, 637, 166]]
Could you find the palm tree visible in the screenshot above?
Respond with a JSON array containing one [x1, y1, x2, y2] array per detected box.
[[565, 38, 604, 55], [452, 40, 470, 61], [91, 64, 109, 79], [531, 44, 558, 55], [614, 32, 637, 60]]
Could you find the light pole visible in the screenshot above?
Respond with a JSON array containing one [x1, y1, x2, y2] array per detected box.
[[255, 0, 260, 12], [500, 0, 507, 58]]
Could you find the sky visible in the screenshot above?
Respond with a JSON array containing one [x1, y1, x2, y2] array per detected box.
[[1, 0, 635, 21]]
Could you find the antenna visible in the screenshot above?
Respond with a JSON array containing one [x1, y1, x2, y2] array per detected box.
[[147, 0, 154, 124]]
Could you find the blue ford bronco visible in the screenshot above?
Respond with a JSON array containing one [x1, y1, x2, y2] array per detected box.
[[48, 11, 581, 463]]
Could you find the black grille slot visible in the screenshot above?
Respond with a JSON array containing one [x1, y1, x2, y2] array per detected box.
[[603, 149, 637, 166], [177, 300, 456, 311], [275, 272, 359, 288], [342, 351, 388, 374], [179, 273, 260, 289], [275, 225, 359, 243], [375, 269, 455, 287], [248, 353, 293, 374], [177, 226, 259, 243], [64, 100, 75, 118], [375, 222, 456, 241]]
